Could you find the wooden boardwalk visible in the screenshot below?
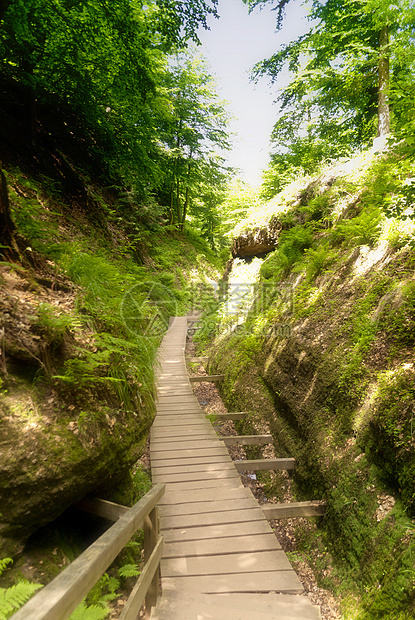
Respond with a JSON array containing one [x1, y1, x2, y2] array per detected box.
[[149, 317, 321, 619]]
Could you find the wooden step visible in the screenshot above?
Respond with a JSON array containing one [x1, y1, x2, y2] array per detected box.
[[151, 592, 321, 620], [161, 517, 277, 543], [220, 434, 273, 446], [158, 496, 259, 517], [160, 549, 293, 577], [159, 571, 304, 595], [158, 486, 253, 506], [207, 412, 247, 421], [189, 375, 224, 383], [262, 501, 326, 519], [162, 532, 281, 558], [234, 458, 296, 472], [160, 507, 265, 530]]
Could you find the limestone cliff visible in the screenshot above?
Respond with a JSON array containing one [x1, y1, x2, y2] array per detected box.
[[206, 146, 415, 617]]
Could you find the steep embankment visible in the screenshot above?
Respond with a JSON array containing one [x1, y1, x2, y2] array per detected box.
[[204, 146, 415, 619], [0, 161, 220, 559]]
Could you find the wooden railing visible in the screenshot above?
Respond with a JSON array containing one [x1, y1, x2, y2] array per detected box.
[[12, 483, 165, 620]]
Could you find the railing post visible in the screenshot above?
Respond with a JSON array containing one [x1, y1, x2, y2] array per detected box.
[[144, 505, 160, 618]]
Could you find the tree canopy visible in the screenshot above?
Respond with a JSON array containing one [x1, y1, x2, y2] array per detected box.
[[0, 0, 231, 239], [244, 0, 415, 196]]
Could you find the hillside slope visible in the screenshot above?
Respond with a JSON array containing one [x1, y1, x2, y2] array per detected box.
[[204, 144, 415, 619], [0, 119, 220, 558]]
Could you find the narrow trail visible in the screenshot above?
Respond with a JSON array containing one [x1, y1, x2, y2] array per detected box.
[[148, 316, 322, 619]]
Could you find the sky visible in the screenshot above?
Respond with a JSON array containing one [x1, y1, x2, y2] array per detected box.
[[197, 0, 311, 186]]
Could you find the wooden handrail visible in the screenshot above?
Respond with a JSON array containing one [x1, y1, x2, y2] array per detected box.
[[13, 483, 165, 620]]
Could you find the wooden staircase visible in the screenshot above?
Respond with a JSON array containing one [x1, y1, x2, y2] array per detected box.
[[149, 316, 321, 620]]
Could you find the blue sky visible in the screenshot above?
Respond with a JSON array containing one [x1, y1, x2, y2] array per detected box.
[[198, 0, 311, 185]]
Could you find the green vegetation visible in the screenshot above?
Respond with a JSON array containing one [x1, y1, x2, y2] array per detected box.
[[2, 0, 415, 617], [245, 0, 415, 195], [204, 146, 415, 618], [0, 558, 42, 619]]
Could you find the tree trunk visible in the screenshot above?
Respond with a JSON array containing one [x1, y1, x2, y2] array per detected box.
[[378, 24, 390, 137], [0, 168, 21, 261], [180, 159, 192, 232], [169, 180, 175, 225], [181, 186, 189, 232], [175, 178, 182, 224]]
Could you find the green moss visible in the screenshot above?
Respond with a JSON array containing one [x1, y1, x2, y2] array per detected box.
[[363, 366, 415, 513]]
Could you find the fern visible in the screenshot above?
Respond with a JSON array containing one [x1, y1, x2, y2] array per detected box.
[[334, 208, 383, 247], [0, 559, 12, 578], [118, 563, 140, 578], [0, 581, 43, 620], [68, 600, 109, 620]]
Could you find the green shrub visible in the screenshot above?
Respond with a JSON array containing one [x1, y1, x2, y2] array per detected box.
[[260, 225, 314, 280], [0, 558, 43, 619], [332, 208, 383, 247]]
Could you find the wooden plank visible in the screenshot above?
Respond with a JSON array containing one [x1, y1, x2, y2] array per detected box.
[[150, 440, 225, 451], [151, 430, 217, 441], [157, 379, 189, 383], [157, 407, 204, 418], [156, 400, 200, 406], [160, 508, 265, 530], [156, 478, 243, 493], [151, 419, 209, 428], [151, 456, 232, 469], [186, 356, 208, 363], [119, 535, 163, 620], [153, 463, 236, 477], [156, 401, 201, 407], [157, 395, 197, 401], [151, 600, 314, 620], [151, 592, 320, 620], [161, 550, 292, 577], [74, 497, 129, 522], [220, 435, 273, 447], [151, 435, 218, 444], [151, 422, 212, 431], [161, 571, 304, 595], [155, 408, 203, 414], [159, 486, 253, 505], [151, 434, 217, 444], [153, 470, 240, 484], [157, 390, 194, 397], [150, 447, 230, 460], [12, 484, 165, 620], [189, 375, 224, 383], [161, 518, 275, 543], [153, 413, 205, 421], [234, 458, 296, 472], [156, 400, 199, 406], [207, 412, 247, 421], [158, 497, 259, 517], [163, 533, 281, 558], [262, 501, 326, 520], [152, 411, 205, 419], [157, 591, 316, 608]]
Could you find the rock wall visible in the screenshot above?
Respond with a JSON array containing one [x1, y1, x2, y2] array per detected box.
[[0, 262, 153, 556], [208, 242, 415, 615]]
